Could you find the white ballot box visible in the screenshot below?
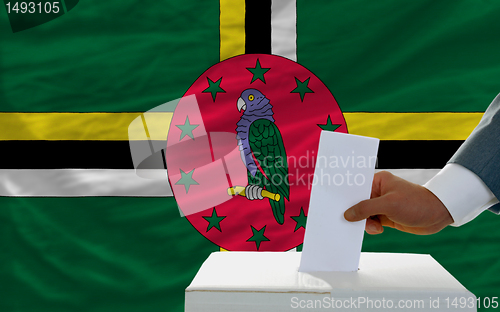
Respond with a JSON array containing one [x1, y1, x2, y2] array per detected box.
[[185, 251, 476, 312]]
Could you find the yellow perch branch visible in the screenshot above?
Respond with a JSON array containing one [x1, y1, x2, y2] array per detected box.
[[227, 186, 281, 202]]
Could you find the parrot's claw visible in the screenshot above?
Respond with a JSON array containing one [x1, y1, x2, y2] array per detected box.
[[245, 184, 264, 200]]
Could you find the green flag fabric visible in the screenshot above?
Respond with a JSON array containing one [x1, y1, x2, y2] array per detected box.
[[298, 0, 500, 113], [1, 1, 500, 311]]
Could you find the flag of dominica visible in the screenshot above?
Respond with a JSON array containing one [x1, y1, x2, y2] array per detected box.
[[1, 1, 500, 311]]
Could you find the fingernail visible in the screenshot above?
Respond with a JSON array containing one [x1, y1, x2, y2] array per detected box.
[[344, 208, 356, 221]]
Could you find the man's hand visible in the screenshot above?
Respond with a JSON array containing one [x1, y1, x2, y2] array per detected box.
[[344, 171, 454, 235]]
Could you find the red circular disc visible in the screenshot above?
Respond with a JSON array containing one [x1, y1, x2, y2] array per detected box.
[[168, 54, 347, 251]]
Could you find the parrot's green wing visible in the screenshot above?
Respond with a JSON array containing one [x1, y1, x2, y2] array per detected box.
[[248, 119, 289, 224]]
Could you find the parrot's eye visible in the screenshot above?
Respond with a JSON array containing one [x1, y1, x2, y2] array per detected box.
[[248, 94, 254, 101]]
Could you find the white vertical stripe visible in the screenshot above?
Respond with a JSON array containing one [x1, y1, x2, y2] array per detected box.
[[271, 0, 297, 62]]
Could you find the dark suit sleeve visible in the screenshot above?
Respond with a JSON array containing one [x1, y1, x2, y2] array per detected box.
[[448, 93, 500, 214]]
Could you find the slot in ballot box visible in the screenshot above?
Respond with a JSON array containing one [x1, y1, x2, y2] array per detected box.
[[185, 252, 476, 312]]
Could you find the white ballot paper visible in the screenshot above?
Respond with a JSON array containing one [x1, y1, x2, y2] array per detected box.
[[299, 131, 379, 272]]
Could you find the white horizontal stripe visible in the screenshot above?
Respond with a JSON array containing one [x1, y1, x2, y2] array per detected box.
[[0, 169, 172, 197], [376, 169, 441, 185], [0, 169, 439, 197]]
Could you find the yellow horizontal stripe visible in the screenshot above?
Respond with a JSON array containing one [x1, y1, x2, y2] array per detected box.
[[0, 112, 172, 141], [344, 112, 483, 140], [0, 112, 482, 141]]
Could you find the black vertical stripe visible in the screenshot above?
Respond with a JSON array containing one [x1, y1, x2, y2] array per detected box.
[[161, 148, 168, 170], [245, 0, 272, 54]]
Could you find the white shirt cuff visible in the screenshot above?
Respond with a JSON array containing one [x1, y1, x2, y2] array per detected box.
[[423, 163, 499, 227]]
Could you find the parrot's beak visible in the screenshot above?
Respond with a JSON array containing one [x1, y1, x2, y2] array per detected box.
[[237, 97, 246, 112]]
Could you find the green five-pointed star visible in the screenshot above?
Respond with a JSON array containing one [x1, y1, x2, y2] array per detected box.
[[291, 77, 314, 101], [176, 116, 199, 140], [247, 59, 270, 84], [317, 115, 341, 132], [291, 207, 307, 232], [247, 225, 270, 250], [203, 208, 226, 232], [202, 77, 226, 101], [175, 169, 199, 193]]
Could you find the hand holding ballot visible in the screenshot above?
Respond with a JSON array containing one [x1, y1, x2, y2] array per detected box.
[[344, 171, 453, 235], [345, 93, 500, 234]]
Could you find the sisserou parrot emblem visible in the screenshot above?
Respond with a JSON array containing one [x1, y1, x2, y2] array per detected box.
[[170, 54, 347, 251], [229, 88, 290, 225]]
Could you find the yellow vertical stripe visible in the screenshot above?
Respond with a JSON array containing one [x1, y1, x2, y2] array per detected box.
[[219, 0, 245, 61], [219, 0, 244, 253]]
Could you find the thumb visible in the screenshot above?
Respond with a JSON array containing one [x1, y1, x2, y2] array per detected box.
[[344, 196, 389, 222]]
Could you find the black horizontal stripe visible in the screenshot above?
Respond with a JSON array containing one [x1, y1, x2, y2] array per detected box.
[[0, 140, 463, 169], [377, 140, 463, 169], [1, 141, 135, 169], [245, 0, 271, 54]]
